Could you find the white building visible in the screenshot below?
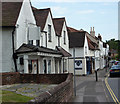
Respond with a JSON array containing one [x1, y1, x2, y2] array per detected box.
[[1, 1, 71, 74], [0, 0, 36, 72], [68, 27, 99, 75]]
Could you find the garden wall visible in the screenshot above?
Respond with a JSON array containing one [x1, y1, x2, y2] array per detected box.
[[1, 72, 73, 103]]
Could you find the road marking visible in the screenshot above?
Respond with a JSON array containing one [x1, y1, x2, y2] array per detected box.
[[105, 75, 120, 104]]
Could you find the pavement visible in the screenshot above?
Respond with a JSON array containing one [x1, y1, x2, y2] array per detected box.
[[0, 83, 57, 97], [70, 69, 110, 103]]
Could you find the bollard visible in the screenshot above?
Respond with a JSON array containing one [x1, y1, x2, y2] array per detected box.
[[95, 70, 98, 82]]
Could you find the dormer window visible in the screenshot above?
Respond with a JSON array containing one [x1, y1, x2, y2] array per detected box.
[[58, 37, 60, 46], [64, 31, 66, 44], [36, 40, 40, 46], [28, 40, 33, 45], [48, 25, 51, 42]]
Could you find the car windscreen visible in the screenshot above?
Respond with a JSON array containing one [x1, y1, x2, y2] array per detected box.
[[111, 65, 120, 69]]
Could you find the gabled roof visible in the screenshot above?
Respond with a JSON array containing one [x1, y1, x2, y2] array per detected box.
[[32, 8, 51, 31], [56, 46, 71, 57], [68, 26, 99, 50], [68, 31, 85, 48], [16, 44, 62, 55], [67, 27, 80, 32], [53, 17, 65, 36], [1, 1, 23, 26]]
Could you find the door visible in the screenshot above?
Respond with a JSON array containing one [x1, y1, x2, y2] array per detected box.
[[28, 60, 38, 74], [86, 57, 91, 74]]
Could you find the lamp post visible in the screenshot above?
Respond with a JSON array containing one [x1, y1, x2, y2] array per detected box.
[[73, 47, 76, 96]]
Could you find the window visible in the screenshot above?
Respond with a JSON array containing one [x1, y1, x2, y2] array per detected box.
[[28, 40, 33, 45], [48, 60, 51, 74], [36, 40, 40, 46], [64, 31, 66, 44], [58, 37, 60, 46], [48, 25, 51, 42]]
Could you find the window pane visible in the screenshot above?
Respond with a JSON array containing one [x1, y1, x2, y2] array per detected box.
[[64, 31, 66, 44], [48, 25, 51, 41], [36, 40, 40, 46], [28, 40, 33, 45]]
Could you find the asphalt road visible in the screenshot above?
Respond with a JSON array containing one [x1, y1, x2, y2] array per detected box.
[[107, 76, 120, 103]]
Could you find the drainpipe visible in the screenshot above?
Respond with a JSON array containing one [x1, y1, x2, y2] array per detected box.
[[12, 27, 18, 72]]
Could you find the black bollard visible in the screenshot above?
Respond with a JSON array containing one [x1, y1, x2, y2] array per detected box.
[[95, 70, 98, 81]]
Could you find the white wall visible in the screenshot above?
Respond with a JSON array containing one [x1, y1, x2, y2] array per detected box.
[[70, 47, 84, 58], [95, 50, 100, 70], [43, 12, 58, 49], [60, 22, 69, 52], [69, 59, 87, 75], [15, 0, 36, 49], [99, 41, 104, 69], [0, 28, 15, 72]]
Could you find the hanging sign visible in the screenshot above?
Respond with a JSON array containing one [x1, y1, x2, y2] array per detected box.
[[75, 60, 82, 70]]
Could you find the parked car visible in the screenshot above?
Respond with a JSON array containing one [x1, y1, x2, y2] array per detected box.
[[114, 61, 119, 65], [109, 65, 120, 77], [117, 62, 120, 65]]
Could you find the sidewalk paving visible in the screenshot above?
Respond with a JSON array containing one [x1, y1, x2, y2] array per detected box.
[[70, 69, 110, 103]]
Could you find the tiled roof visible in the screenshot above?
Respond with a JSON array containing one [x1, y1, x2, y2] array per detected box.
[[32, 8, 50, 31], [68, 26, 99, 50], [53, 18, 65, 36], [87, 36, 99, 50], [56, 46, 71, 57], [67, 27, 80, 32], [68, 31, 85, 48], [16, 44, 62, 55], [1, 1, 23, 26]]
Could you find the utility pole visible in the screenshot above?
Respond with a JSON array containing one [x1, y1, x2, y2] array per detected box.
[[73, 47, 76, 96]]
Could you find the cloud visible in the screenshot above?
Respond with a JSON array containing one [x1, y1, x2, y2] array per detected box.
[[77, 10, 95, 14], [100, 11, 105, 14], [50, 6, 67, 15]]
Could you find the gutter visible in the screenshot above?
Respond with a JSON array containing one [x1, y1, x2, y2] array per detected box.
[[12, 27, 18, 72]]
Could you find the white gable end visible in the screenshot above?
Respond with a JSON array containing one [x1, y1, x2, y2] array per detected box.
[[43, 12, 58, 49], [15, 0, 36, 49]]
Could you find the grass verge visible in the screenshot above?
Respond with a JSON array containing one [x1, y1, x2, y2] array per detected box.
[[1, 90, 33, 103]]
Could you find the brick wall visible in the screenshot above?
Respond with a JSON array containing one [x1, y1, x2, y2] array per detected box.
[[1, 72, 73, 103], [20, 74, 68, 84], [1, 72, 20, 85], [1, 73, 68, 85], [27, 73, 73, 103]]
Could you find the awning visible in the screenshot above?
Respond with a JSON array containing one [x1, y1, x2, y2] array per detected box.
[[16, 44, 62, 57]]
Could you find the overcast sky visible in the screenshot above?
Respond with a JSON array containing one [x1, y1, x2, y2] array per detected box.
[[31, 0, 119, 42]]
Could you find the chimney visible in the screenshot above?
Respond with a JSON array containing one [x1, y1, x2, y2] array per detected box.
[[90, 27, 95, 37], [98, 34, 102, 41]]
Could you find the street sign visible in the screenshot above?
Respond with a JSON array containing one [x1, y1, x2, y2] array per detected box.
[[75, 60, 82, 70]]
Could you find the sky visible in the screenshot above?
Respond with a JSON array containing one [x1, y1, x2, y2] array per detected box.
[[31, 0, 119, 42]]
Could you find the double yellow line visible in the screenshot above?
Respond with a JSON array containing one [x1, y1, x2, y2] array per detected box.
[[105, 75, 120, 104]]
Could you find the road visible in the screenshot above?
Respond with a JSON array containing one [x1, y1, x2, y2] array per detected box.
[[70, 68, 120, 103], [107, 76, 120, 103]]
